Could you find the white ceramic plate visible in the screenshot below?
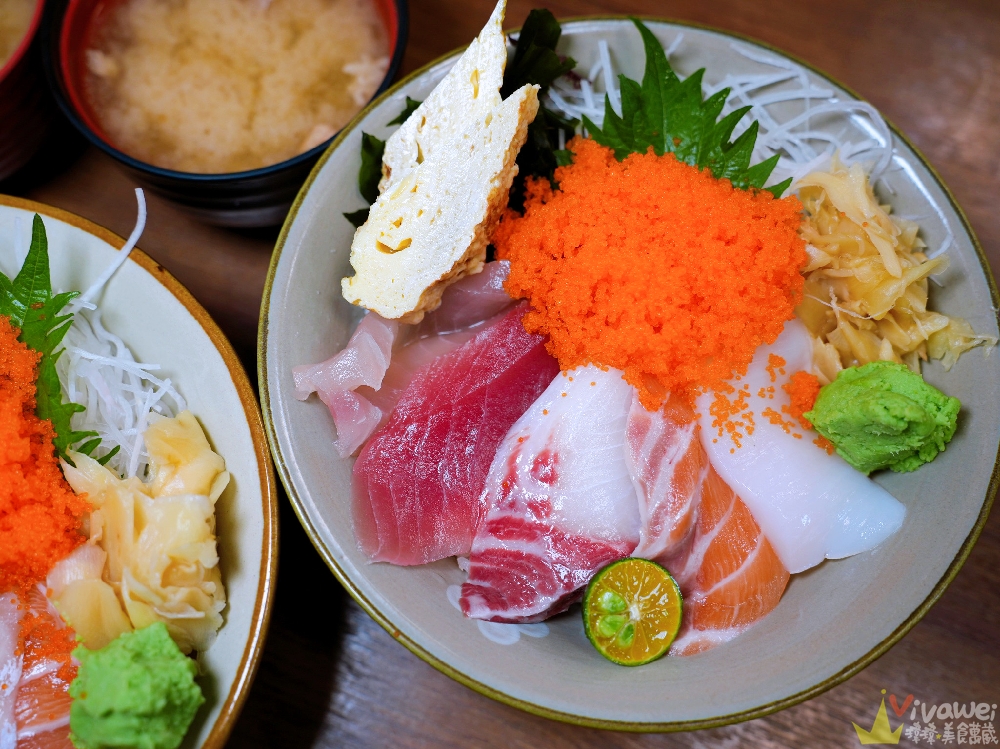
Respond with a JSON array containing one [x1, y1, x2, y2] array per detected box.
[[0, 196, 278, 748], [260, 18, 1000, 730]]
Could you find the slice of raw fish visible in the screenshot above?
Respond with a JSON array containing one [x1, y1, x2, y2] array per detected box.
[[293, 261, 514, 456], [625, 393, 706, 562], [292, 312, 399, 456], [357, 322, 496, 425], [353, 304, 559, 565], [14, 587, 75, 749], [663, 468, 789, 656], [0, 594, 23, 749], [293, 311, 399, 401], [414, 260, 513, 337], [697, 319, 906, 573], [461, 365, 641, 623], [320, 323, 496, 458]]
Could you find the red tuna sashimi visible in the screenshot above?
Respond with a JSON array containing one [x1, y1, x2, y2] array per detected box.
[[664, 467, 789, 656], [625, 393, 706, 562], [293, 262, 513, 457], [352, 304, 559, 566], [461, 365, 641, 623]]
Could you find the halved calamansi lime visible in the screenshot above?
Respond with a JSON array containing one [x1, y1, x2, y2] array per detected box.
[[583, 558, 683, 666]]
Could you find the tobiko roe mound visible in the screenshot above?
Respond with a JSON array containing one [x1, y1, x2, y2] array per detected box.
[[0, 317, 90, 592], [492, 137, 808, 410]]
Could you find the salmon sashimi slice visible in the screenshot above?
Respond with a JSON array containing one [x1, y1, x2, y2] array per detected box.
[[1, 594, 22, 749], [625, 393, 707, 562], [14, 673, 73, 749], [16, 725, 72, 749], [352, 304, 559, 566], [461, 366, 641, 623], [14, 587, 76, 749], [663, 468, 789, 656]]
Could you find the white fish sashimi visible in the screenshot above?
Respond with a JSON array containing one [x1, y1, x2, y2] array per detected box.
[[0, 594, 23, 749], [697, 319, 906, 573], [460, 365, 641, 622]]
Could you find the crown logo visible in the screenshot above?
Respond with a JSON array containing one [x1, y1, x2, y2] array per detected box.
[[853, 692, 903, 745]]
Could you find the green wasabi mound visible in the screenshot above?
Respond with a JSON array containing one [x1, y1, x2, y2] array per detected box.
[[69, 622, 205, 749], [805, 361, 961, 475]]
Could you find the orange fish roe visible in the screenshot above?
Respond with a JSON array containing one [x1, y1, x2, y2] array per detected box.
[[0, 316, 90, 592], [708, 384, 754, 449], [782, 370, 822, 431], [762, 406, 797, 433], [765, 354, 786, 384], [20, 607, 78, 682], [493, 137, 807, 410], [814, 435, 836, 455]]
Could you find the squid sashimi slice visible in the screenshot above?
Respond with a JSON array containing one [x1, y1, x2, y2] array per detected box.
[[293, 261, 514, 457], [0, 594, 22, 749], [461, 365, 642, 623], [697, 319, 906, 573], [353, 304, 559, 566], [664, 467, 789, 655], [625, 393, 707, 562]]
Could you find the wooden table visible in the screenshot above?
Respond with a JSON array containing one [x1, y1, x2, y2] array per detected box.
[[7, 0, 1000, 746]]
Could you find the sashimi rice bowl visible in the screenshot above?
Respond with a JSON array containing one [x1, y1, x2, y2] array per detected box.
[[263, 5, 1000, 727], [0, 196, 274, 749]]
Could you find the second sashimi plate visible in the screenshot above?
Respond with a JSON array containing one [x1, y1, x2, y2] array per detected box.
[[259, 18, 1000, 729]]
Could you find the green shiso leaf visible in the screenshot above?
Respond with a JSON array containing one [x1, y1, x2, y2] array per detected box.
[[583, 18, 789, 198], [357, 132, 386, 205], [96, 444, 120, 466], [501, 8, 576, 98], [387, 97, 422, 126], [342, 132, 386, 226], [343, 208, 371, 228], [502, 9, 578, 211], [0, 214, 100, 460]]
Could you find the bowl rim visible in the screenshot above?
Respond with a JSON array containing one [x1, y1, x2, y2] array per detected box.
[[43, 0, 410, 182], [0, 0, 46, 81], [257, 15, 1000, 732], [0, 193, 280, 748]]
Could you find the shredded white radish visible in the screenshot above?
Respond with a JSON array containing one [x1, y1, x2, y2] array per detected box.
[[544, 34, 894, 191], [75, 188, 146, 306], [57, 307, 185, 478], [56, 188, 186, 478]]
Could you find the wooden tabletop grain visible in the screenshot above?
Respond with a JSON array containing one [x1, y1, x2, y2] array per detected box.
[[5, 0, 1000, 746]]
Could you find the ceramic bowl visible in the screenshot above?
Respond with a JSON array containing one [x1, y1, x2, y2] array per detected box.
[[260, 18, 1000, 730], [0, 0, 59, 182], [0, 195, 278, 747], [41, 0, 408, 228]]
